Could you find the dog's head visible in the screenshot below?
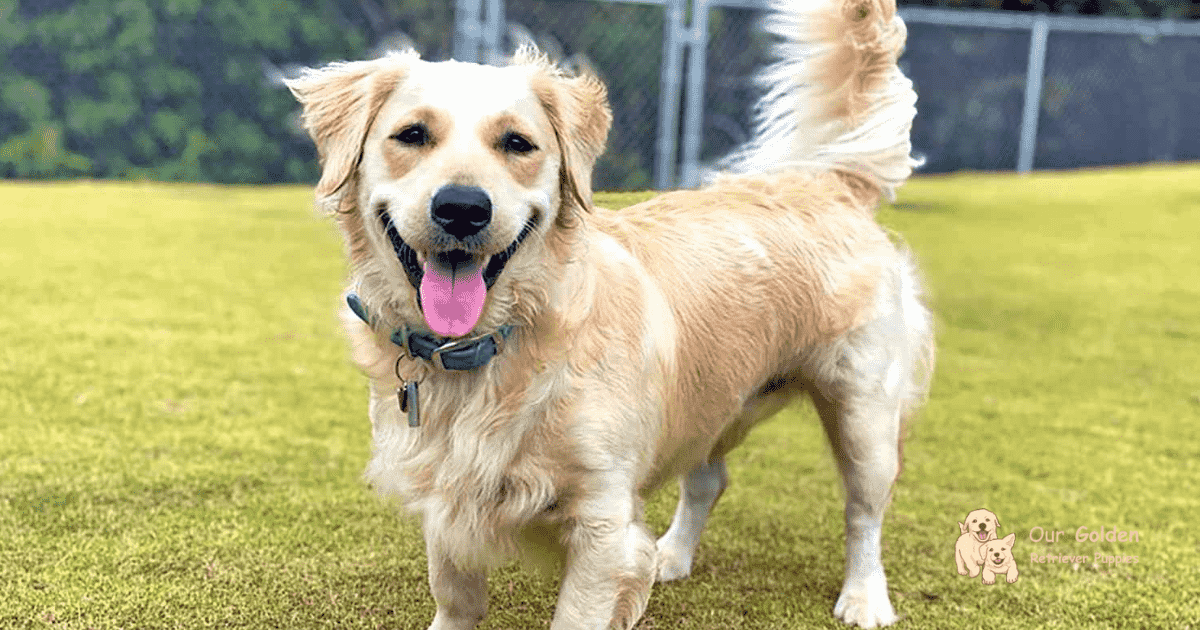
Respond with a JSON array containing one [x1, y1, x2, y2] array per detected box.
[[286, 47, 611, 337], [959, 508, 1000, 542], [982, 533, 1016, 567]]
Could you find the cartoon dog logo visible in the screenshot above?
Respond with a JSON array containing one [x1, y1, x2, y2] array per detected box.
[[954, 508, 1018, 584], [980, 534, 1019, 584]]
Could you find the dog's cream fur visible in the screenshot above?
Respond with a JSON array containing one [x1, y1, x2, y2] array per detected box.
[[287, 0, 932, 627]]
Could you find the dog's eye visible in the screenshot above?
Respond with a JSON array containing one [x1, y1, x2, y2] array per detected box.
[[500, 132, 536, 154], [393, 124, 429, 147]]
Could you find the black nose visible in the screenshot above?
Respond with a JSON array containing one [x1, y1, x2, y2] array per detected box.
[[431, 185, 492, 240]]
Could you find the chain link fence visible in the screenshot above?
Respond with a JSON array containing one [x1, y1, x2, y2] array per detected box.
[[448, 0, 1200, 190], [901, 9, 1200, 173], [500, 0, 672, 190], [901, 25, 1031, 173], [450, 0, 774, 190], [1035, 30, 1200, 168], [4, 1, 1194, 186]]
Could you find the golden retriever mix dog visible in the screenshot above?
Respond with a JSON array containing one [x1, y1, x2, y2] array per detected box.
[[286, 0, 932, 626]]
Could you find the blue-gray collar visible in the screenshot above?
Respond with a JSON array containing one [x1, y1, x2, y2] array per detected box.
[[345, 292, 513, 371]]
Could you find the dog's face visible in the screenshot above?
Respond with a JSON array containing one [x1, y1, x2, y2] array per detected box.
[[982, 533, 1016, 568], [959, 508, 1000, 542], [287, 49, 611, 337]]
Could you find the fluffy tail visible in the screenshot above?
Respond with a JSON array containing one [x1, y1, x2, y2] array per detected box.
[[714, 0, 920, 201]]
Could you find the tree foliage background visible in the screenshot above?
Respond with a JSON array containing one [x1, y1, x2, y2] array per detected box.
[[0, 0, 452, 182], [0, 0, 1196, 183]]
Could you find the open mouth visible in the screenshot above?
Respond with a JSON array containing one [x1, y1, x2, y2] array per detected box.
[[976, 530, 989, 542], [378, 207, 538, 337], [991, 557, 1004, 564]]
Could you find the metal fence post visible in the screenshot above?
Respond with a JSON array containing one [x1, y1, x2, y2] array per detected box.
[[1017, 15, 1050, 173], [678, 0, 710, 188], [454, 0, 484, 62], [483, 0, 506, 64], [655, 0, 687, 189]]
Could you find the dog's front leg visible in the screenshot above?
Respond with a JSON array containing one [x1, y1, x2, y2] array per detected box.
[[967, 549, 983, 578], [954, 548, 970, 576], [980, 567, 996, 585], [426, 537, 488, 630], [552, 504, 657, 630]]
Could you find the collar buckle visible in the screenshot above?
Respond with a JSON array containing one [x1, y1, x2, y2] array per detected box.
[[429, 329, 507, 371]]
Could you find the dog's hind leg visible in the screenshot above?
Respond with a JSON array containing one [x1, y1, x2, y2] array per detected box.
[[812, 378, 902, 629], [656, 385, 797, 583], [809, 263, 931, 628], [655, 458, 729, 582]]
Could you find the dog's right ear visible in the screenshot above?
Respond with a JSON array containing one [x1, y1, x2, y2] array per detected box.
[[959, 521, 968, 535], [285, 54, 411, 212]]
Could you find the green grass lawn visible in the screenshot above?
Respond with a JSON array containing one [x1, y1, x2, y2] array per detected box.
[[1, 166, 1197, 629]]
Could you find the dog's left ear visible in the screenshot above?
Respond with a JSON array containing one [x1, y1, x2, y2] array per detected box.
[[285, 54, 411, 212], [1002, 533, 1015, 546], [993, 514, 1001, 530], [519, 47, 612, 218]]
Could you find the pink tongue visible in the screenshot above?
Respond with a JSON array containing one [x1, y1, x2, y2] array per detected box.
[[419, 260, 486, 337], [977, 532, 988, 541]]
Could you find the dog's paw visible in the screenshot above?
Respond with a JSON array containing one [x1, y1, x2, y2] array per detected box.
[[428, 611, 484, 630], [1006, 573, 1018, 583], [956, 568, 968, 576], [654, 543, 693, 582], [834, 576, 899, 628], [981, 576, 995, 585]]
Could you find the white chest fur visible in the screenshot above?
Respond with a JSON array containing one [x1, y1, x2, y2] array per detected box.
[[362, 373, 566, 570]]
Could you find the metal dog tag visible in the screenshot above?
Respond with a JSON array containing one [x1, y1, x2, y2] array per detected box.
[[398, 380, 420, 427], [394, 354, 427, 429]]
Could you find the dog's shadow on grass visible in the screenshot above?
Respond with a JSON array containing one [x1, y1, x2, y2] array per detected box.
[[640, 523, 846, 628]]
